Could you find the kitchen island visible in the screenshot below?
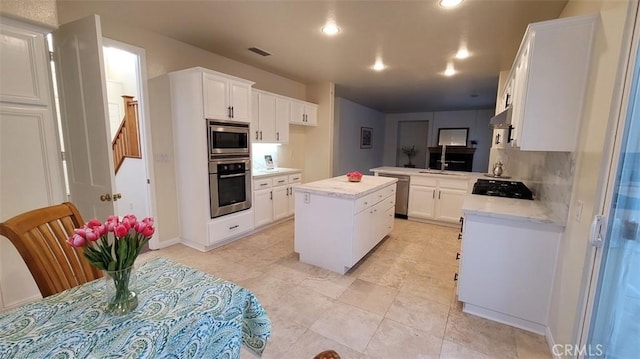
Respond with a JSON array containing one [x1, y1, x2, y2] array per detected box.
[[293, 175, 397, 274]]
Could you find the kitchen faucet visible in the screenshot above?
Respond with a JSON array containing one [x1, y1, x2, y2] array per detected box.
[[440, 144, 447, 171]]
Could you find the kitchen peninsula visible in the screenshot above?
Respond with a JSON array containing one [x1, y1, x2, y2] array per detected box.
[[293, 175, 397, 274]]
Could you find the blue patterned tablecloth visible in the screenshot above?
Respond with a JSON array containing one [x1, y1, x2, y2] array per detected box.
[[0, 257, 271, 358]]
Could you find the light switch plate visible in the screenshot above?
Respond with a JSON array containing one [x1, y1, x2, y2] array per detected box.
[[575, 200, 584, 222]]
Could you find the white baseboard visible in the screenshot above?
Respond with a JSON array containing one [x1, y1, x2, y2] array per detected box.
[[546, 326, 561, 359], [153, 237, 181, 249], [462, 303, 546, 335], [1, 294, 42, 312]]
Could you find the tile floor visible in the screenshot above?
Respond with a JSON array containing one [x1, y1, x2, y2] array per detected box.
[[137, 218, 552, 359]]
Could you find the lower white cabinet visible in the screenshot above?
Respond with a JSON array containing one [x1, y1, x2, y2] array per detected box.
[[408, 176, 467, 224], [207, 209, 255, 247], [253, 171, 301, 228], [295, 181, 396, 274], [457, 213, 562, 334]]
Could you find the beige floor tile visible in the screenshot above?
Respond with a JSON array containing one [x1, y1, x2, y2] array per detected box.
[[282, 330, 364, 359], [300, 270, 356, 299], [363, 318, 442, 359], [400, 273, 455, 306], [358, 258, 414, 289], [444, 310, 517, 359], [310, 302, 383, 352], [238, 273, 297, 306], [514, 328, 552, 359], [385, 291, 450, 337], [440, 339, 495, 359], [264, 285, 335, 327], [338, 279, 398, 316], [258, 317, 308, 359]]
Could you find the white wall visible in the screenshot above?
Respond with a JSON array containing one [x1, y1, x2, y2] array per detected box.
[[547, 0, 631, 348], [333, 97, 386, 176], [383, 109, 493, 172], [304, 82, 335, 182], [0, 0, 57, 29]]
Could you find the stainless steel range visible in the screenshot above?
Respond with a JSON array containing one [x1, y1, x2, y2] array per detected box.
[[471, 179, 533, 200]]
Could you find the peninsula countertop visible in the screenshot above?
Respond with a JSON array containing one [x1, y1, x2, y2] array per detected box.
[[293, 175, 397, 199]]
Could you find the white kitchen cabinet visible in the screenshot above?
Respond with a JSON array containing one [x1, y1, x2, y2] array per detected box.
[[408, 176, 468, 224], [408, 184, 436, 218], [203, 72, 252, 123], [252, 171, 301, 228], [294, 177, 396, 274], [500, 14, 596, 151], [458, 213, 562, 334], [252, 90, 289, 144], [151, 68, 254, 252], [0, 18, 67, 310], [290, 99, 317, 126]]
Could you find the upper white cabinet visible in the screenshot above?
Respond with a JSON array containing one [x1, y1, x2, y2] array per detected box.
[[203, 72, 252, 123], [290, 100, 317, 126], [252, 90, 289, 144], [502, 14, 596, 152]]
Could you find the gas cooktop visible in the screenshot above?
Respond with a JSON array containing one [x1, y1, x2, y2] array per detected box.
[[472, 179, 534, 200]]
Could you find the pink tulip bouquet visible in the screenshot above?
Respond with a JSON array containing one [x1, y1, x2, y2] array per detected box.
[[67, 214, 155, 272]]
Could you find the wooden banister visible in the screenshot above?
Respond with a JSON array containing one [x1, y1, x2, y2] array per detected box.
[[112, 95, 141, 173]]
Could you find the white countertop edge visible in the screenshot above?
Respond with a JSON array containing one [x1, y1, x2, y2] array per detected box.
[[293, 175, 397, 199], [462, 208, 565, 231], [252, 167, 302, 178]]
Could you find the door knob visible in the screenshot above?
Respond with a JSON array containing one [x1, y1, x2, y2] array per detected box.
[[113, 193, 122, 201], [100, 194, 112, 202]]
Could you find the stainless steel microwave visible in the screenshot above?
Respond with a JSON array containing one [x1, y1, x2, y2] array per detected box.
[[207, 120, 249, 159]]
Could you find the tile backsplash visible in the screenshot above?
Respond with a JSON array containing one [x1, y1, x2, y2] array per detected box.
[[489, 148, 575, 223]]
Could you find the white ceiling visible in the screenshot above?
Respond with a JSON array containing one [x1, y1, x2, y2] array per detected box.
[[56, 0, 567, 113]]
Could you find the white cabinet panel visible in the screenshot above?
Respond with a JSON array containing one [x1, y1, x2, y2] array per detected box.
[[436, 188, 466, 223], [256, 92, 276, 142], [272, 185, 289, 221], [275, 96, 290, 143], [229, 81, 250, 123], [207, 209, 254, 246], [0, 23, 49, 105], [202, 73, 228, 120], [253, 188, 273, 228], [290, 99, 317, 126], [409, 176, 468, 224], [252, 171, 301, 228], [408, 185, 436, 218]]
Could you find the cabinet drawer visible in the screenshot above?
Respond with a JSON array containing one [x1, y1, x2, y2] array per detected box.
[[439, 178, 469, 190], [208, 209, 254, 245], [272, 175, 289, 187], [288, 173, 302, 183], [354, 185, 396, 214], [411, 176, 437, 187], [254, 178, 272, 189]]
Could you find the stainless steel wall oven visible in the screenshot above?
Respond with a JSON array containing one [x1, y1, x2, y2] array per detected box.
[[209, 157, 251, 218]]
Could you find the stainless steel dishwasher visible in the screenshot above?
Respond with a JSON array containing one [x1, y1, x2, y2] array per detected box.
[[378, 173, 410, 218]]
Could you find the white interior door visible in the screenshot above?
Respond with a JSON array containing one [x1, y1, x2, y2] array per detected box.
[[52, 15, 116, 220]]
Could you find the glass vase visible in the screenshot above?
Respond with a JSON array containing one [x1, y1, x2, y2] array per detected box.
[[103, 266, 138, 315]]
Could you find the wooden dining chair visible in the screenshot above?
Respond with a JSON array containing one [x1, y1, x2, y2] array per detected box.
[[0, 202, 103, 297], [313, 350, 341, 359]]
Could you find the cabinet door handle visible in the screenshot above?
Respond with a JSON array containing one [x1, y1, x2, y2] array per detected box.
[[456, 252, 460, 260], [260, 183, 268, 187], [260, 131, 263, 140], [459, 217, 464, 232], [438, 191, 441, 199], [454, 273, 458, 281], [507, 125, 514, 143], [229, 224, 239, 230], [458, 233, 462, 240], [432, 191, 435, 199], [495, 133, 501, 145], [231, 106, 234, 118], [256, 130, 259, 140], [270, 191, 273, 200], [228, 106, 232, 118], [277, 132, 279, 141]]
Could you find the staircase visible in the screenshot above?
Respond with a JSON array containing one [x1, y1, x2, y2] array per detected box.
[[112, 95, 141, 173]]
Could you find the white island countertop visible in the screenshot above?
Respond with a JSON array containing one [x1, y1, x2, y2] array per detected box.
[[293, 175, 397, 199]]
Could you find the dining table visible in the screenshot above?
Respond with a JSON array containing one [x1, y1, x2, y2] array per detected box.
[[0, 257, 271, 358]]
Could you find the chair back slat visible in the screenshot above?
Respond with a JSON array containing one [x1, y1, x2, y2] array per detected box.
[[0, 202, 103, 297]]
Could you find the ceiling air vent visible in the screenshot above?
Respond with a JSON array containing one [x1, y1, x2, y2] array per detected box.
[[248, 47, 271, 57]]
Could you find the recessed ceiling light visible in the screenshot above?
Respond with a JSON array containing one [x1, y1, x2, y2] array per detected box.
[[373, 59, 386, 71], [444, 63, 456, 76], [439, 0, 463, 8], [455, 48, 470, 59], [321, 21, 340, 36]]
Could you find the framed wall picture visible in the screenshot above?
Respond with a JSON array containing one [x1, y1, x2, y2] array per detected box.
[[360, 127, 373, 149]]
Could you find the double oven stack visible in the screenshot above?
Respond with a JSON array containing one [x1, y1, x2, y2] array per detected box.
[[207, 120, 252, 218]]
